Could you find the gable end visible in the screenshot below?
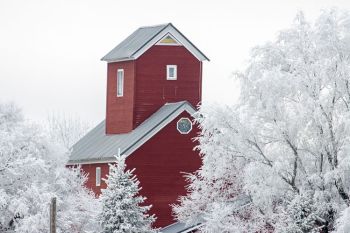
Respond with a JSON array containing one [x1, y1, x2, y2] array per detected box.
[[101, 23, 209, 63]]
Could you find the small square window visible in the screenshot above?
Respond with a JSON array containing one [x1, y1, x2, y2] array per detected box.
[[117, 69, 124, 97], [167, 65, 177, 80]]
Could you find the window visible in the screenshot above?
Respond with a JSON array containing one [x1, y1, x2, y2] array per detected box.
[[157, 33, 180, 46], [117, 69, 124, 97], [167, 65, 177, 80], [160, 35, 178, 44], [177, 118, 192, 134], [96, 167, 101, 187]]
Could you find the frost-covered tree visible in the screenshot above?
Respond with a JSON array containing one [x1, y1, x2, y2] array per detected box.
[[0, 102, 101, 233], [100, 155, 156, 233], [334, 206, 350, 233], [174, 9, 350, 233], [46, 112, 91, 149]]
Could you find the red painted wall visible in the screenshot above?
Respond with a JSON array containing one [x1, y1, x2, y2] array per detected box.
[[105, 60, 135, 134], [101, 43, 203, 228], [80, 163, 109, 196], [82, 112, 201, 228], [127, 111, 201, 228], [134, 45, 202, 128], [105, 45, 202, 133]]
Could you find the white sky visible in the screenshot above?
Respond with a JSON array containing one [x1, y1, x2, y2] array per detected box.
[[1, 0, 350, 125]]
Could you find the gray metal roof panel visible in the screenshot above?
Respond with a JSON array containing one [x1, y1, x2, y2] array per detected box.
[[160, 222, 202, 233], [101, 24, 168, 62], [68, 101, 196, 163], [160, 195, 250, 233]]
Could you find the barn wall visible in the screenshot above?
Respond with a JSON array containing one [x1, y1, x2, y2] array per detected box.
[[81, 163, 109, 196], [127, 111, 201, 228], [80, 111, 201, 228], [106, 60, 135, 134], [134, 45, 202, 128]]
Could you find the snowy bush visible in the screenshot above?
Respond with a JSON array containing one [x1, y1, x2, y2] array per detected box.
[[174, 9, 350, 232], [99, 155, 156, 233], [0, 102, 101, 233]]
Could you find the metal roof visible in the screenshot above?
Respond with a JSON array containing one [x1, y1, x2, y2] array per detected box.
[[68, 101, 196, 164], [160, 195, 251, 233], [160, 222, 203, 233], [101, 24, 167, 62], [101, 23, 209, 62]]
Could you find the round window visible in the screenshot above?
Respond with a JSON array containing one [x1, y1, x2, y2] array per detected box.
[[177, 118, 192, 134]]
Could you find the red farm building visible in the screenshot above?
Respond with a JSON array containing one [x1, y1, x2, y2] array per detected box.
[[67, 23, 209, 231]]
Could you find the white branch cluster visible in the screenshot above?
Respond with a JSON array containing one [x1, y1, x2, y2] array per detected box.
[[0, 102, 101, 233], [174, 9, 350, 233]]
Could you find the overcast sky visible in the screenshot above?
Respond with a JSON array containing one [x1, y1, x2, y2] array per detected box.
[[1, 0, 350, 125]]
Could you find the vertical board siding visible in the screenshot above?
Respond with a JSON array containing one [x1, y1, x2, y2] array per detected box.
[[127, 112, 201, 228], [92, 43, 204, 228], [81, 163, 110, 196], [106, 60, 135, 134], [134, 45, 202, 128]]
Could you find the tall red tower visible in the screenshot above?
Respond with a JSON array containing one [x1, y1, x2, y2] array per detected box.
[[68, 23, 208, 229], [103, 23, 208, 134]]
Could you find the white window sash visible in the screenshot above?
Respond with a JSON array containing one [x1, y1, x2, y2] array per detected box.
[[166, 65, 177, 80], [96, 167, 101, 186], [117, 69, 124, 96]]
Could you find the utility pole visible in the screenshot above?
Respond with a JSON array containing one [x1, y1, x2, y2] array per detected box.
[[50, 197, 56, 233]]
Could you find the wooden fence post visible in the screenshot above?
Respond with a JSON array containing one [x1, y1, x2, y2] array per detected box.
[[50, 197, 56, 233]]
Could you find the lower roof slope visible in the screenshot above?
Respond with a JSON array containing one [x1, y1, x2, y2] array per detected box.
[[68, 101, 196, 164], [160, 195, 251, 233]]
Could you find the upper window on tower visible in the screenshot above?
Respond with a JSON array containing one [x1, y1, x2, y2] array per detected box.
[[117, 69, 124, 97], [167, 65, 177, 80]]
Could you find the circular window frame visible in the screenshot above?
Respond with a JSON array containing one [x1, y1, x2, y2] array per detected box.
[[176, 117, 193, 134]]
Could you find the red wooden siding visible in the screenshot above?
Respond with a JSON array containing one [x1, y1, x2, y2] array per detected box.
[[82, 112, 201, 228], [105, 45, 202, 133], [127, 111, 201, 228], [105, 60, 135, 134], [134, 45, 202, 128], [81, 163, 109, 196], [99, 41, 203, 228]]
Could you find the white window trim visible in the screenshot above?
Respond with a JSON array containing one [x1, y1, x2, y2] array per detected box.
[[96, 167, 101, 187], [117, 69, 124, 97], [166, 65, 177, 80], [176, 117, 193, 134]]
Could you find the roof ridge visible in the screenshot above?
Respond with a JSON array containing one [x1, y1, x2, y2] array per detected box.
[[129, 24, 169, 58], [101, 23, 208, 62], [138, 23, 170, 29]]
